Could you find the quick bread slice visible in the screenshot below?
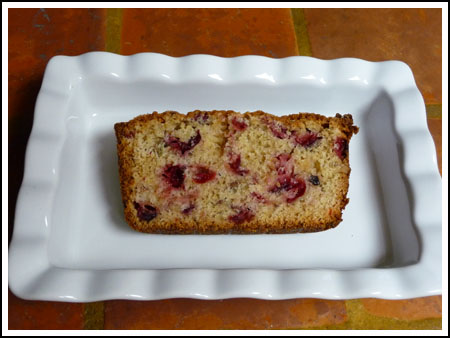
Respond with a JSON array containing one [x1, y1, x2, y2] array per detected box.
[[114, 110, 358, 234]]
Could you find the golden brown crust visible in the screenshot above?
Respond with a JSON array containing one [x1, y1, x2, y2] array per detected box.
[[114, 110, 358, 234]]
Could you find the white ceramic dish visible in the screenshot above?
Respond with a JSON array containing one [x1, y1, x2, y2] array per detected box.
[[9, 52, 442, 301]]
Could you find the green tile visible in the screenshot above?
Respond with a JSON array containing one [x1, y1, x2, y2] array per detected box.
[[426, 104, 442, 118], [105, 8, 123, 54], [83, 302, 104, 330], [291, 9, 312, 56]]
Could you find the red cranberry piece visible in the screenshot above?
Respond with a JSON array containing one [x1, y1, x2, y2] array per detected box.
[[165, 130, 201, 155], [294, 131, 321, 147], [133, 202, 157, 221], [231, 117, 248, 131], [228, 208, 254, 224], [162, 165, 186, 188], [275, 153, 294, 176], [268, 121, 288, 139], [285, 178, 306, 203], [251, 192, 267, 203], [165, 136, 182, 152], [123, 129, 135, 139], [269, 153, 306, 202], [194, 112, 209, 123], [334, 137, 348, 160], [188, 130, 201, 146], [192, 166, 216, 183], [182, 204, 195, 214], [228, 152, 249, 176], [309, 175, 320, 185], [269, 176, 306, 203], [277, 153, 291, 161], [269, 176, 294, 193]]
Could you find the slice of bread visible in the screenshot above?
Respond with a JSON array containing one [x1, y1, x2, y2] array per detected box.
[[114, 110, 358, 234]]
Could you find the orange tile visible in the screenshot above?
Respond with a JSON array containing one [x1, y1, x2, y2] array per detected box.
[[427, 118, 442, 175], [8, 8, 106, 118], [8, 290, 84, 330], [8, 8, 106, 243], [304, 9, 442, 104], [8, 8, 106, 87], [361, 296, 442, 320], [120, 9, 298, 57], [104, 298, 347, 329]]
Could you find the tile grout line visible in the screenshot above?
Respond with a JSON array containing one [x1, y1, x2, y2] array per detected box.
[[82, 8, 124, 330], [341, 299, 441, 330], [292, 299, 442, 329], [83, 302, 105, 330], [105, 8, 123, 54], [343, 299, 442, 329], [290, 9, 313, 56], [426, 104, 442, 118]]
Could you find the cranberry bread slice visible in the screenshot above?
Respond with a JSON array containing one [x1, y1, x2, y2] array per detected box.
[[114, 110, 358, 234]]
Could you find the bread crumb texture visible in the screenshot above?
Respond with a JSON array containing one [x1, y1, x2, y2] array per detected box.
[[114, 110, 358, 234]]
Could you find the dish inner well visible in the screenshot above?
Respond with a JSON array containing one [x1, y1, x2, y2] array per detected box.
[[48, 78, 419, 269]]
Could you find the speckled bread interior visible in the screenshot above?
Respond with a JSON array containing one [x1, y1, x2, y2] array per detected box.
[[114, 110, 358, 234]]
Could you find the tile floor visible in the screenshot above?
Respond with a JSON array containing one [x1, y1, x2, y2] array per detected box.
[[8, 8, 442, 330]]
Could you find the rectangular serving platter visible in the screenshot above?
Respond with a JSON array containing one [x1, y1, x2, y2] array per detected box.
[[9, 52, 442, 301]]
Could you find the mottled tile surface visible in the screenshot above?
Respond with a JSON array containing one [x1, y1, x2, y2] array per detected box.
[[104, 298, 347, 329], [361, 296, 442, 320], [8, 291, 84, 330], [304, 8, 442, 104], [337, 299, 442, 330], [120, 9, 298, 57]]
